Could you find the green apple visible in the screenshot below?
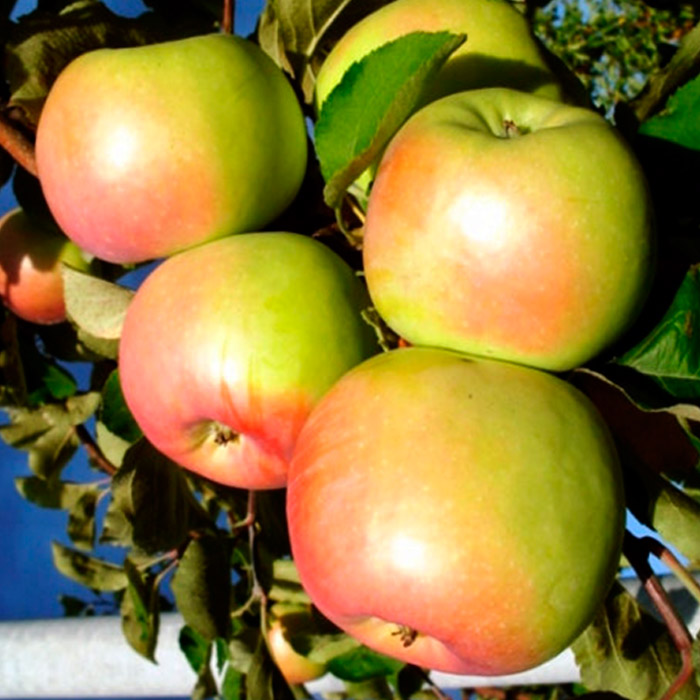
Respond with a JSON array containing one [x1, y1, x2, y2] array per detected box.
[[0, 207, 91, 324], [267, 604, 327, 685], [363, 88, 655, 372], [315, 0, 575, 113], [35, 33, 308, 264], [118, 232, 379, 490], [287, 346, 625, 675]]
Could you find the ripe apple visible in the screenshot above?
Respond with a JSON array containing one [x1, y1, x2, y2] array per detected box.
[[314, 0, 576, 113], [363, 88, 655, 372], [118, 232, 379, 490], [0, 207, 91, 324], [35, 33, 308, 264], [287, 346, 625, 675], [267, 605, 327, 685]]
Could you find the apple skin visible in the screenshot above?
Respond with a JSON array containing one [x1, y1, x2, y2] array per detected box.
[[0, 207, 91, 324], [315, 0, 575, 113], [287, 346, 625, 675], [118, 232, 379, 490], [363, 88, 655, 372], [267, 607, 327, 685], [35, 34, 308, 264]]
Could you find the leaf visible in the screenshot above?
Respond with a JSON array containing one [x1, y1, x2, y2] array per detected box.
[[51, 540, 128, 591], [62, 266, 134, 360], [171, 535, 232, 642], [327, 645, 404, 682], [246, 636, 295, 700], [639, 74, 700, 150], [257, 0, 390, 102], [101, 439, 210, 553], [180, 625, 212, 674], [14, 475, 97, 509], [617, 265, 700, 402], [0, 392, 100, 478], [120, 558, 160, 662], [99, 369, 142, 443], [315, 31, 466, 210], [268, 558, 312, 604], [67, 487, 98, 550], [572, 581, 700, 700]]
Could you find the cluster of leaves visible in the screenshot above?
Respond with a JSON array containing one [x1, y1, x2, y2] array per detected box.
[[533, 0, 698, 115], [2, 0, 700, 699]]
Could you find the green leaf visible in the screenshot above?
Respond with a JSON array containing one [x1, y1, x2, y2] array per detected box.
[[639, 74, 700, 150], [342, 677, 396, 699], [62, 266, 134, 360], [617, 265, 700, 402], [51, 540, 127, 591], [180, 625, 212, 674], [315, 30, 466, 210], [101, 439, 210, 553], [120, 558, 160, 662], [257, 0, 390, 102], [268, 558, 311, 605], [572, 581, 700, 700], [246, 636, 295, 700], [66, 487, 98, 550], [171, 535, 232, 642], [14, 475, 97, 509], [99, 369, 142, 443], [24, 355, 77, 406], [327, 645, 404, 682]]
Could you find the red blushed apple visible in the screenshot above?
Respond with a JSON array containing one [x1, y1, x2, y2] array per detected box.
[[287, 347, 625, 675], [363, 88, 655, 372], [35, 34, 307, 264], [118, 232, 379, 490], [0, 207, 91, 324]]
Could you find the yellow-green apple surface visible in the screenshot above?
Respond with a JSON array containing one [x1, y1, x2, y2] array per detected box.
[[267, 605, 327, 685], [0, 207, 91, 324], [118, 232, 379, 490], [35, 34, 308, 264], [315, 0, 573, 112], [287, 346, 625, 675], [363, 88, 654, 372]]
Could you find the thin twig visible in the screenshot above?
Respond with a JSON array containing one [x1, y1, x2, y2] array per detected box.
[[221, 0, 234, 35], [74, 423, 117, 476], [640, 535, 700, 607], [0, 111, 37, 176], [623, 531, 695, 700]]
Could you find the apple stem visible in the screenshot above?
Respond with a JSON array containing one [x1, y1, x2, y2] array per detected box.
[[0, 110, 38, 177], [221, 0, 234, 35], [502, 119, 522, 138], [623, 531, 695, 700], [74, 423, 117, 476]]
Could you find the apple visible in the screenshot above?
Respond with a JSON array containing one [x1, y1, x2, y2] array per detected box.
[[0, 207, 91, 324], [362, 88, 655, 372], [267, 605, 327, 685], [35, 33, 308, 264], [118, 232, 379, 490], [287, 346, 625, 675], [314, 0, 577, 114]]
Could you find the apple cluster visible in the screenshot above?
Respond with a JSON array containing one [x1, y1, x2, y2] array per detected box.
[[10, 0, 657, 685]]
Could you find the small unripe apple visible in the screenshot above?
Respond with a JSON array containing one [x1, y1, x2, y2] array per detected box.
[[0, 207, 90, 324], [287, 347, 625, 675], [363, 88, 655, 371], [267, 606, 327, 685], [119, 232, 379, 490], [315, 0, 573, 113], [36, 33, 308, 264]]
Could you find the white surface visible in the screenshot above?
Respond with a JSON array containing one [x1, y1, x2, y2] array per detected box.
[[0, 575, 698, 697]]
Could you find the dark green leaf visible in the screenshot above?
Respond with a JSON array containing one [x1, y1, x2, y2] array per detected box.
[[120, 558, 159, 662], [67, 487, 98, 550], [180, 625, 212, 674], [24, 355, 77, 406], [327, 645, 403, 682], [640, 74, 700, 150], [62, 267, 134, 360], [171, 535, 232, 642], [102, 439, 210, 553], [99, 369, 142, 443], [342, 677, 396, 699], [51, 540, 127, 591], [392, 664, 425, 700], [617, 265, 700, 402], [14, 475, 97, 509], [572, 581, 700, 700], [315, 30, 466, 210], [246, 636, 295, 700]]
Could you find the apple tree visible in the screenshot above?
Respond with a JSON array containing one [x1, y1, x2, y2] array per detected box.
[[1, 0, 700, 699]]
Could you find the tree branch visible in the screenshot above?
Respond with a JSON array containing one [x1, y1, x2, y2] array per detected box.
[[0, 111, 37, 177]]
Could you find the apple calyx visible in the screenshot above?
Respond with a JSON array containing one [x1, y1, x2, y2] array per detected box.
[[211, 423, 240, 447], [393, 625, 419, 647], [503, 119, 524, 138]]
